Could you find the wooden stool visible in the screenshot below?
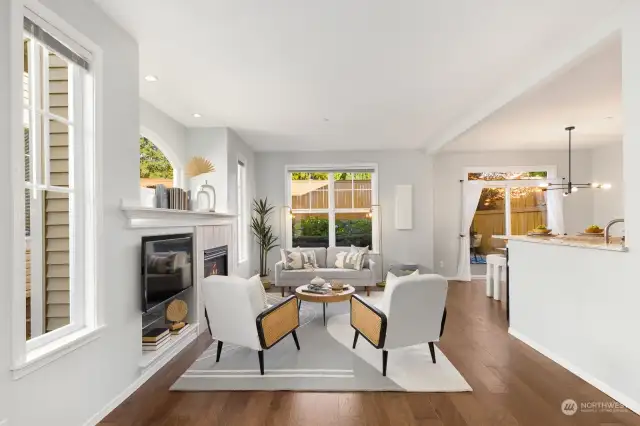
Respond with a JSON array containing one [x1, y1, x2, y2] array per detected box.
[[486, 254, 506, 300]]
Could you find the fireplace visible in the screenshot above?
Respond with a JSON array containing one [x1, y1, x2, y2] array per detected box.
[[203, 245, 228, 277]]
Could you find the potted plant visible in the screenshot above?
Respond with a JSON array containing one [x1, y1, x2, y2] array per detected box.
[[251, 198, 279, 289]]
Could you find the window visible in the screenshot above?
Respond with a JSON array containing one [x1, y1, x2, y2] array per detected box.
[[288, 168, 378, 251], [139, 136, 174, 188], [237, 159, 247, 262], [468, 168, 551, 260], [19, 14, 96, 357]]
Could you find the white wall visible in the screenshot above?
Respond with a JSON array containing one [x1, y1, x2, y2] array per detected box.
[[0, 1, 11, 421], [255, 150, 434, 278], [0, 0, 152, 425], [227, 129, 256, 277], [433, 149, 594, 277], [186, 128, 228, 212], [592, 141, 624, 227], [140, 99, 188, 176], [507, 240, 639, 413]]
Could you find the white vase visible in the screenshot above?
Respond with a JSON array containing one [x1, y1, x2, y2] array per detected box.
[[310, 276, 325, 286]]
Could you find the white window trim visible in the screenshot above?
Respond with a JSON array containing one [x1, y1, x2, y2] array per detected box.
[[237, 154, 248, 264], [10, 0, 104, 377], [463, 165, 558, 236], [284, 163, 380, 253]]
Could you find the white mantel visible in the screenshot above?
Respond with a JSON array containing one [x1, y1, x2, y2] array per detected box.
[[120, 200, 236, 228]]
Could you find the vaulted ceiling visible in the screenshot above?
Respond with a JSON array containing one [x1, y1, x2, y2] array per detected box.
[[444, 34, 622, 152], [95, 0, 623, 151]]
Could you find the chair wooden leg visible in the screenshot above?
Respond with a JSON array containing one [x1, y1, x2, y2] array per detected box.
[[281, 287, 284, 297], [366, 286, 371, 297], [428, 342, 436, 364], [292, 330, 300, 350], [258, 350, 264, 375], [352, 330, 360, 349], [216, 340, 223, 362], [382, 350, 388, 376]]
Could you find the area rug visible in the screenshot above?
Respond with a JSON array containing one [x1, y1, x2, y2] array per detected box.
[[171, 293, 471, 392]]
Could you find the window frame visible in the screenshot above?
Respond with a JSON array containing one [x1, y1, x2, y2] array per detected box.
[[285, 164, 379, 252], [463, 165, 557, 236], [10, 3, 102, 374], [237, 156, 248, 263]]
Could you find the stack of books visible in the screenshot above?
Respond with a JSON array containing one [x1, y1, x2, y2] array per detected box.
[[142, 327, 170, 351], [171, 324, 189, 336], [154, 185, 190, 211]]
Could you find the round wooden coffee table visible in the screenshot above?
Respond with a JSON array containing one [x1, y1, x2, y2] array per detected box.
[[295, 284, 355, 326]]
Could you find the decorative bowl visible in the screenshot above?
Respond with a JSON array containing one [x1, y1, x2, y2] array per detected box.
[[531, 228, 552, 235], [330, 280, 345, 291]]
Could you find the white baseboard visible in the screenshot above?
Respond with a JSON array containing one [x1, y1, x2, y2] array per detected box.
[[508, 328, 640, 415], [82, 332, 198, 426]]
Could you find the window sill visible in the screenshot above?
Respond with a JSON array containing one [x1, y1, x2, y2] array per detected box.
[[12, 325, 105, 379]]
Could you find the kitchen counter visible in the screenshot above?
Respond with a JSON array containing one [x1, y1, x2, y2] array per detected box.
[[492, 234, 627, 252]]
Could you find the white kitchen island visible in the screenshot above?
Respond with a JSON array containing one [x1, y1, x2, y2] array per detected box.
[[496, 234, 640, 412]]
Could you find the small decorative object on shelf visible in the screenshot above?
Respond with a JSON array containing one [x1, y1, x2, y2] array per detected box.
[[196, 180, 216, 212], [186, 156, 215, 178], [166, 299, 188, 333]]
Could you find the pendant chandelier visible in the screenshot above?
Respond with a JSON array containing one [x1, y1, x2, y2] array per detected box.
[[540, 126, 611, 196]]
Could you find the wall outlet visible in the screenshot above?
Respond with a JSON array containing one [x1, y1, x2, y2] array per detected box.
[[439, 261, 444, 268]]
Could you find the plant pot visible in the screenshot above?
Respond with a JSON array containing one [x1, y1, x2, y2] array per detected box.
[[260, 276, 271, 290]]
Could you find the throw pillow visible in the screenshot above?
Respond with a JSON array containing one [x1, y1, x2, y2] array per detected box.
[[334, 250, 366, 270], [249, 274, 269, 308], [299, 248, 319, 269], [281, 248, 317, 270], [350, 245, 369, 270], [281, 249, 303, 269]]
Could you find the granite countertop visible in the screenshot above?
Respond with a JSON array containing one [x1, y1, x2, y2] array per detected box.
[[491, 234, 628, 252]]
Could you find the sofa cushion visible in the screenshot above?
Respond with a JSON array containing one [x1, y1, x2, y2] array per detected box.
[[326, 247, 351, 269], [280, 267, 371, 281], [300, 247, 327, 268]]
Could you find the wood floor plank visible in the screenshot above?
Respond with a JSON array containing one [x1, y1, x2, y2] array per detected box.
[[99, 282, 640, 426]]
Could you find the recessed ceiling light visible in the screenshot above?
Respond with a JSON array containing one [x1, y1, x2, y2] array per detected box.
[[144, 75, 158, 82], [192, 113, 202, 118]]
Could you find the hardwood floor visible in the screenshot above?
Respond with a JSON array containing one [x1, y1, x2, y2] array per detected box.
[[101, 281, 640, 426]]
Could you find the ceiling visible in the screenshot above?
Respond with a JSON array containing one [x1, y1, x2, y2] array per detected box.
[[444, 35, 622, 152], [95, 0, 623, 152]]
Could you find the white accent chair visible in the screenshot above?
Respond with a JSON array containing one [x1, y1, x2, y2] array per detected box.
[[485, 254, 506, 301], [201, 275, 301, 375], [350, 273, 448, 376]]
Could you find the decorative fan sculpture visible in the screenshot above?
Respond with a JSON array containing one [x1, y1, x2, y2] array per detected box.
[[186, 156, 215, 178], [166, 299, 188, 332]]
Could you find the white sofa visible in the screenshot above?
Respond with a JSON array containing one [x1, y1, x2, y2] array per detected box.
[[275, 247, 378, 296]]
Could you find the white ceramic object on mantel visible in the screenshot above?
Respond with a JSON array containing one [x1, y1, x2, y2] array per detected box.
[[310, 276, 325, 286], [195, 180, 216, 212], [139, 187, 156, 208]]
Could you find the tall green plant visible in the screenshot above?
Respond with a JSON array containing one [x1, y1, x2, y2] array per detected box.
[[251, 198, 279, 277]]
